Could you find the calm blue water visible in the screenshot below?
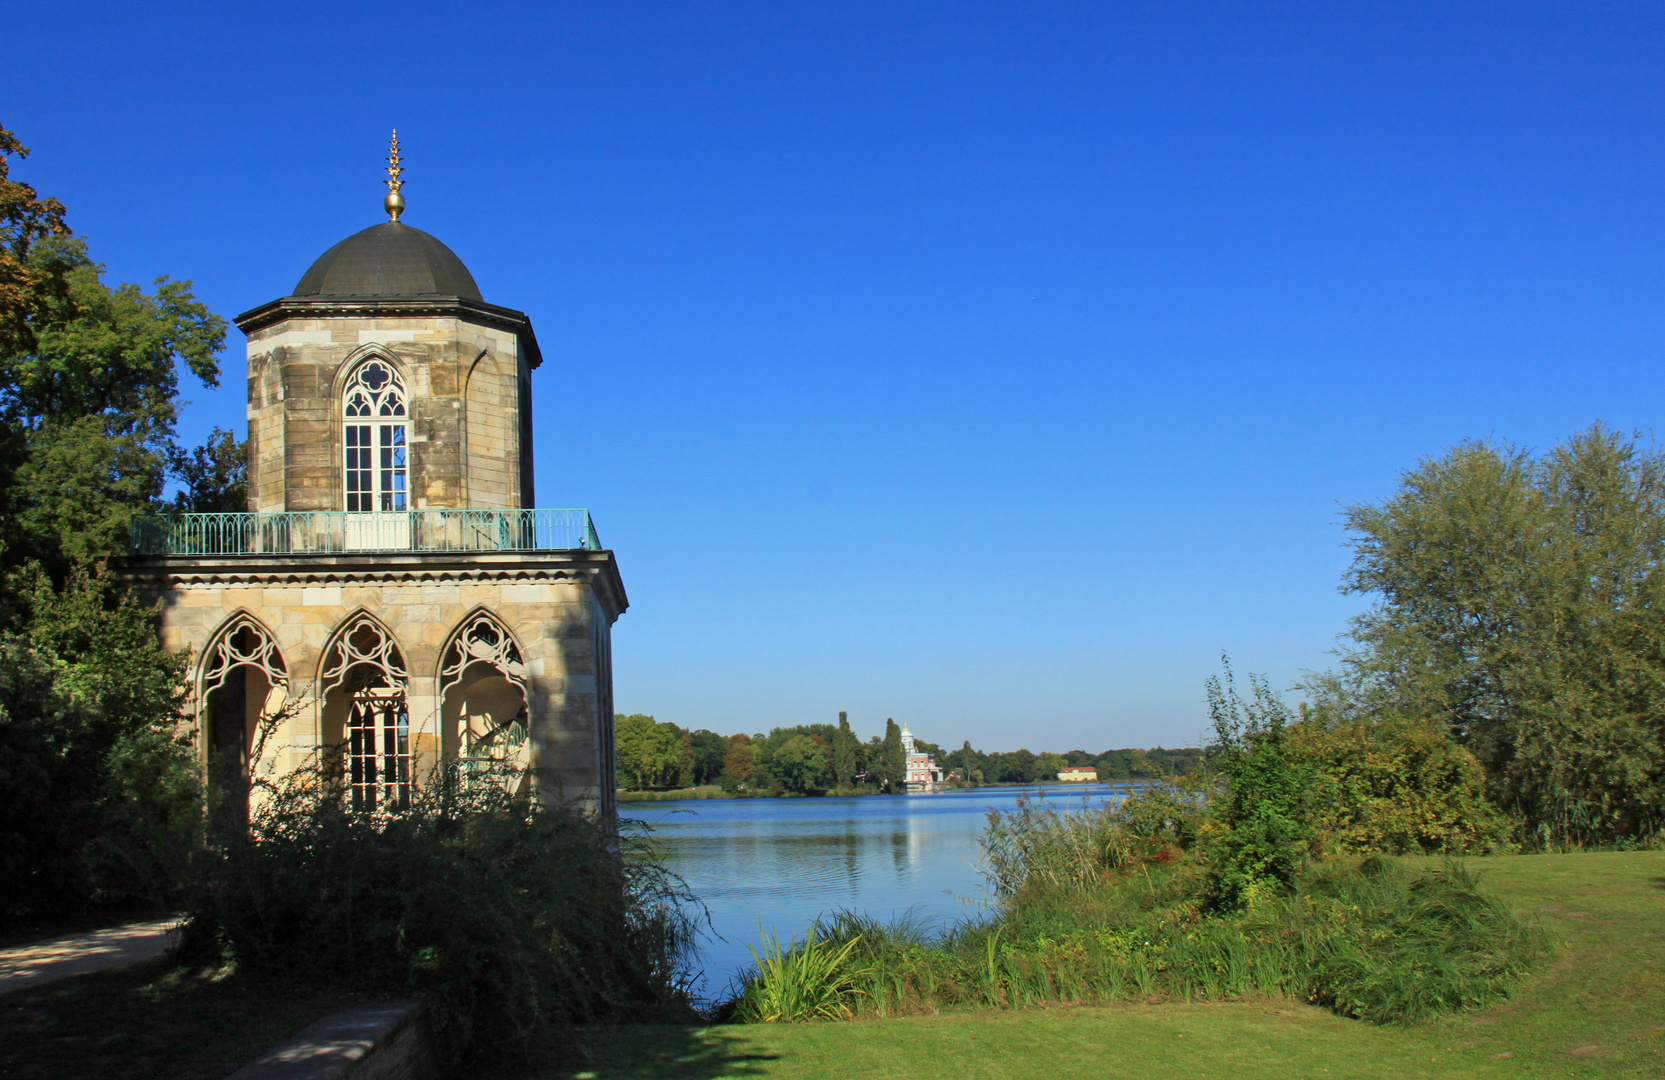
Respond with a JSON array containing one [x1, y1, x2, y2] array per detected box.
[[629, 783, 1129, 998]]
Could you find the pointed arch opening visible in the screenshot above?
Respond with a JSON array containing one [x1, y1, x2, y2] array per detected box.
[[200, 614, 289, 818], [319, 613, 411, 811], [439, 610, 530, 795]]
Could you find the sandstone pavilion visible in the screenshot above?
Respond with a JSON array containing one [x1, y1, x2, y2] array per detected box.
[[120, 134, 625, 818]]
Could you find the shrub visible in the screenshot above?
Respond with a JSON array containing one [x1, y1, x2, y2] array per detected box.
[[1287, 714, 1512, 854], [1205, 659, 1317, 907], [182, 763, 701, 1071]]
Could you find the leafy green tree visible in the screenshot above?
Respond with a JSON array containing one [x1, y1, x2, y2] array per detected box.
[[675, 731, 695, 788], [1341, 426, 1665, 843], [832, 711, 857, 787], [687, 729, 728, 786], [772, 734, 832, 795], [1033, 752, 1066, 781], [878, 718, 905, 791], [168, 426, 247, 513], [613, 714, 683, 790], [0, 230, 224, 574]]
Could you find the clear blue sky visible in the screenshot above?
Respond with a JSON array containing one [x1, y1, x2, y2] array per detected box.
[[5, 2, 1663, 751]]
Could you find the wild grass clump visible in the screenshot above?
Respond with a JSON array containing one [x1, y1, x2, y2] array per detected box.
[[728, 788, 1547, 1026], [182, 761, 702, 1072]]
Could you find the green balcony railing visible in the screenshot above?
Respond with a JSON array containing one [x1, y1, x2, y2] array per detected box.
[[129, 509, 602, 556]]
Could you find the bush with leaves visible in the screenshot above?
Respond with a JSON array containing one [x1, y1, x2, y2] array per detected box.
[[1287, 712, 1511, 854], [183, 761, 703, 1071], [1203, 658, 1318, 908]]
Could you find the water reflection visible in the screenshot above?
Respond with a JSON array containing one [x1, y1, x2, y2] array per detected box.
[[631, 783, 1127, 998]]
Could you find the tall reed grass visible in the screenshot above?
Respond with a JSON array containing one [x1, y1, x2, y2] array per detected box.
[[183, 759, 702, 1071]]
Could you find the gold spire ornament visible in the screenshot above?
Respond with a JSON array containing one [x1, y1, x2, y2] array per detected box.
[[383, 130, 405, 223]]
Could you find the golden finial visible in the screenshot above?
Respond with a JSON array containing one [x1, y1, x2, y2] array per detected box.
[[383, 130, 405, 223]]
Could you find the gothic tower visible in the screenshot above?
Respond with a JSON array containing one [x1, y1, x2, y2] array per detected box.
[[121, 137, 625, 816]]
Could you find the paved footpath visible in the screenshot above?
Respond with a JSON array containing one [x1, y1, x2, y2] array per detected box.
[[0, 917, 183, 996]]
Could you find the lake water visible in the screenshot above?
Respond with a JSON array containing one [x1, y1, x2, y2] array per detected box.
[[629, 783, 1129, 999]]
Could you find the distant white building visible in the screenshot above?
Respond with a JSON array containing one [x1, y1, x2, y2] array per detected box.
[[1058, 766, 1098, 782], [901, 725, 944, 792]]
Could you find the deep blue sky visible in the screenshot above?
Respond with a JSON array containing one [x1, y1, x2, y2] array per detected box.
[[5, 2, 1663, 750]]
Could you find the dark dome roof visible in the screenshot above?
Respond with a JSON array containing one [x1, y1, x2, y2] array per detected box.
[[293, 222, 482, 301]]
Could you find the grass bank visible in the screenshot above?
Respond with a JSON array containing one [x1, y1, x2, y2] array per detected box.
[[534, 851, 1665, 1079], [618, 786, 733, 803]]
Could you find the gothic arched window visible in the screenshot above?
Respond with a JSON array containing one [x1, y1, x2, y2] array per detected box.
[[439, 612, 530, 790], [320, 615, 410, 811], [342, 359, 408, 512]]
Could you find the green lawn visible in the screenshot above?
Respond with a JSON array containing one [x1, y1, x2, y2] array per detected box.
[[536, 852, 1665, 1080]]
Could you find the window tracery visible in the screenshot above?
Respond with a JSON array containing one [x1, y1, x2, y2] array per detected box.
[[439, 613, 530, 778], [202, 615, 288, 700], [342, 358, 408, 512], [321, 615, 410, 811]]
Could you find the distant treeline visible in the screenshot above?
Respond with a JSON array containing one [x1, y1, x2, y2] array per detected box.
[[613, 712, 1204, 795]]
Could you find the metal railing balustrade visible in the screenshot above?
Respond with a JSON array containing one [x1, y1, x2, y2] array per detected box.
[[129, 509, 602, 556]]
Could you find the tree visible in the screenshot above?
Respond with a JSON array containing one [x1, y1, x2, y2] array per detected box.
[[0, 230, 225, 574], [0, 564, 198, 915], [772, 735, 832, 795], [1032, 752, 1066, 781], [0, 127, 219, 916], [832, 711, 857, 787], [878, 719, 905, 791], [1340, 426, 1665, 843], [688, 729, 728, 786], [613, 714, 683, 790], [721, 734, 756, 785], [675, 731, 695, 788], [168, 426, 247, 512], [0, 125, 71, 358]]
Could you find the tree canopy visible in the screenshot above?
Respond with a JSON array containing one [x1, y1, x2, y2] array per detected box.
[[1338, 424, 1665, 843]]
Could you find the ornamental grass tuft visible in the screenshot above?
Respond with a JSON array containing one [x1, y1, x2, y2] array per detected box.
[[181, 760, 703, 1072]]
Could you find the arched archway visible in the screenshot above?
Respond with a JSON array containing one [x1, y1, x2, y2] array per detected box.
[[319, 613, 411, 811], [200, 614, 289, 817], [438, 610, 530, 795]]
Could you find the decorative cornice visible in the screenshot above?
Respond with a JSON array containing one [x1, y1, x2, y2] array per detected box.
[[114, 550, 627, 621], [233, 295, 543, 369]]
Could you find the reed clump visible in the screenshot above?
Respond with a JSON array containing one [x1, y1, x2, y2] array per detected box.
[[182, 761, 702, 1072], [728, 788, 1547, 1026]]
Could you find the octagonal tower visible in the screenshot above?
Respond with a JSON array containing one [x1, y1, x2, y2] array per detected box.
[[120, 138, 624, 817]]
